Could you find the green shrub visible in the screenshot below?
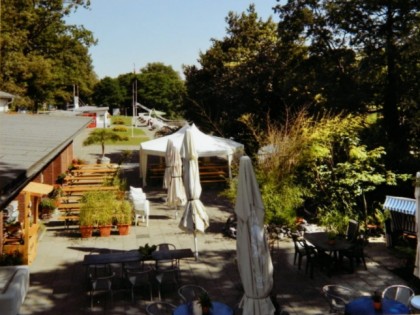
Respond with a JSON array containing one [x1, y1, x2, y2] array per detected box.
[[112, 126, 127, 132], [113, 118, 125, 125], [0, 251, 23, 266]]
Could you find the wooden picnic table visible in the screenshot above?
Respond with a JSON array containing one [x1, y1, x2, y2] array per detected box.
[[62, 185, 119, 195], [57, 203, 82, 210], [73, 163, 119, 169], [71, 168, 118, 176]]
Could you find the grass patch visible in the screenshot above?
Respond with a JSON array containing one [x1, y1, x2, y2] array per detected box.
[[92, 115, 150, 145]]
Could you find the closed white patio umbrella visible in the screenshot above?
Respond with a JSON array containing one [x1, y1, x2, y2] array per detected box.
[[235, 156, 275, 315], [413, 172, 420, 278], [165, 139, 186, 218], [179, 128, 209, 260]]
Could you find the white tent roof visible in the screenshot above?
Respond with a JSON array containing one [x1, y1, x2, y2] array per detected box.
[[139, 124, 244, 186]]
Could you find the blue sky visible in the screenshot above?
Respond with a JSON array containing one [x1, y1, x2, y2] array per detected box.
[[66, 1, 279, 79]]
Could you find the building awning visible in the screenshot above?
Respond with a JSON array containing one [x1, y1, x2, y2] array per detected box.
[[383, 195, 416, 215], [21, 182, 53, 197]]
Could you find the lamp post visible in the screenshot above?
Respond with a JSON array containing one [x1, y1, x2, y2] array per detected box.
[[131, 67, 137, 137]]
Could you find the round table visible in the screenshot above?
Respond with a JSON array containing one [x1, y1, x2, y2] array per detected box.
[[345, 296, 410, 315], [173, 301, 233, 315]]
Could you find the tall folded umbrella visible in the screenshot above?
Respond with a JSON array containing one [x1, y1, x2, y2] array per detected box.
[[165, 139, 187, 218], [235, 156, 275, 315], [179, 128, 209, 260], [413, 172, 420, 278], [163, 139, 172, 189]]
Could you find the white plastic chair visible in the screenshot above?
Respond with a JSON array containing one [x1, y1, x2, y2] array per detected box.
[[132, 197, 150, 226]]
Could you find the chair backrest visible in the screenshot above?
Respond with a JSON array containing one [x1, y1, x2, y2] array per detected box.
[[322, 285, 357, 311], [156, 243, 176, 251], [346, 219, 359, 242], [125, 266, 153, 286], [130, 186, 143, 194], [178, 284, 208, 303], [292, 234, 306, 252], [146, 301, 176, 315], [91, 272, 115, 291], [382, 285, 415, 306]]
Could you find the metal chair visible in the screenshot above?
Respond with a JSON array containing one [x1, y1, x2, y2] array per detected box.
[[292, 233, 312, 270], [155, 265, 179, 301], [125, 265, 154, 302], [303, 240, 332, 278], [155, 243, 179, 270], [322, 285, 358, 314], [339, 237, 367, 272], [382, 284, 415, 306], [346, 219, 359, 242], [145, 301, 176, 315], [89, 272, 115, 309], [178, 284, 208, 303]]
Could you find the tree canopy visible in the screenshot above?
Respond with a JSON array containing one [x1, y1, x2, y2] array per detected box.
[[0, 0, 97, 111]]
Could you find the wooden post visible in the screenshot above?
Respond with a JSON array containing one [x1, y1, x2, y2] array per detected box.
[[23, 192, 30, 265]]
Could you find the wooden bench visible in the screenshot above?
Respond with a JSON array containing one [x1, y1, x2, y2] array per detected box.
[[73, 163, 118, 169], [57, 203, 82, 211], [62, 185, 119, 196], [71, 168, 118, 176]]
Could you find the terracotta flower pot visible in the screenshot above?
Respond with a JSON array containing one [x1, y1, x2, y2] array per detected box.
[[117, 224, 130, 235], [98, 225, 112, 237], [80, 226, 94, 238]]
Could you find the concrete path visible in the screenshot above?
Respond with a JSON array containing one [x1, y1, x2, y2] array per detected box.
[[19, 124, 415, 314]]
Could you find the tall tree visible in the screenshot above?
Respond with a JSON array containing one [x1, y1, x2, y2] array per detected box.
[[92, 76, 124, 110], [274, 0, 420, 167], [137, 62, 186, 119], [184, 5, 281, 150], [0, 0, 97, 111]]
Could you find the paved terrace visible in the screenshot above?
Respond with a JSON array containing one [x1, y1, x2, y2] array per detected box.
[[18, 127, 417, 314]]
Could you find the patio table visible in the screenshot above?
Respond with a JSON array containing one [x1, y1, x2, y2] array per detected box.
[[173, 301, 233, 315], [304, 232, 354, 275], [345, 296, 409, 315]]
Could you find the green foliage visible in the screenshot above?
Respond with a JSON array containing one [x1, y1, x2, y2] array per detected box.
[[184, 5, 281, 147], [0, 251, 23, 266], [112, 118, 126, 125], [79, 190, 118, 226], [138, 243, 157, 257], [0, 0, 96, 110], [113, 200, 133, 225], [83, 128, 128, 158], [238, 109, 409, 230], [112, 126, 128, 132], [92, 76, 124, 108], [137, 63, 186, 119]]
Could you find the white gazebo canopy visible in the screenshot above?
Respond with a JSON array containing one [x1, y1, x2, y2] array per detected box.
[[139, 124, 244, 186]]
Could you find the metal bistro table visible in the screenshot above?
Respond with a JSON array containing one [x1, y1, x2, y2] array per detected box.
[[304, 232, 354, 274], [173, 301, 233, 315], [82, 248, 194, 269], [345, 296, 410, 315]]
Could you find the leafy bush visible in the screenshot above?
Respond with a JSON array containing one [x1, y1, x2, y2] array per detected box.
[[112, 126, 127, 132], [237, 109, 409, 231], [0, 251, 23, 266], [113, 118, 125, 125]]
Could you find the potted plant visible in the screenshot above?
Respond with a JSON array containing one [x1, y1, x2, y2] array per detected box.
[[79, 198, 96, 238], [82, 129, 128, 164], [79, 190, 117, 237], [327, 231, 337, 245], [138, 243, 157, 259], [39, 197, 57, 220], [114, 200, 133, 235], [372, 291, 382, 311], [198, 292, 212, 315]]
